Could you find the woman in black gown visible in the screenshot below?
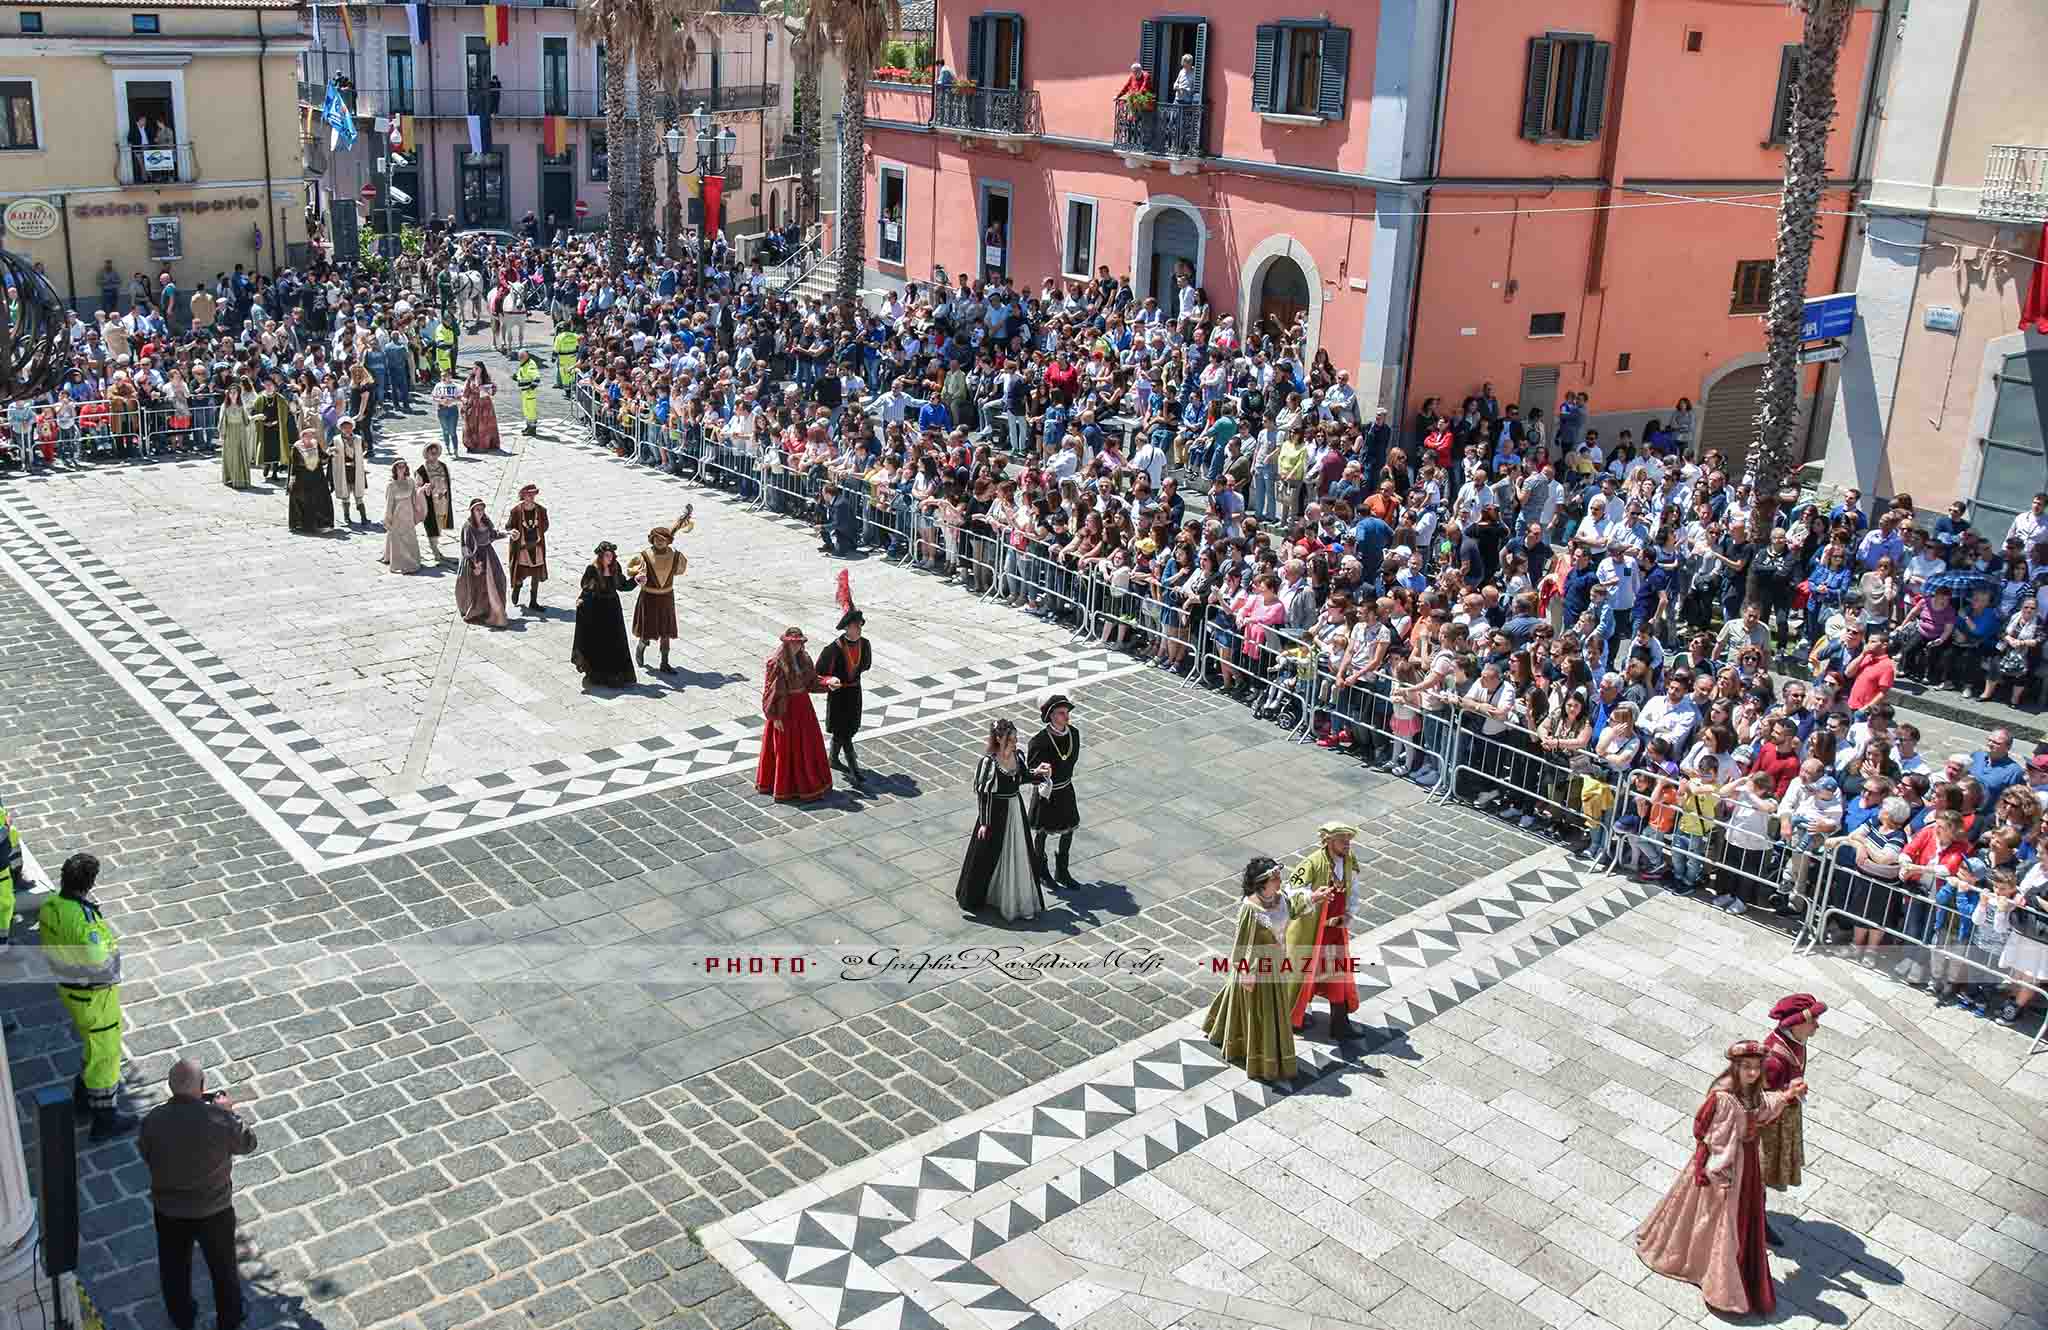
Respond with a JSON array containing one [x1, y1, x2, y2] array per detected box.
[[287, 428, 334, 534], [572, 542, 637, 688], [954, 719, 1052, 920]]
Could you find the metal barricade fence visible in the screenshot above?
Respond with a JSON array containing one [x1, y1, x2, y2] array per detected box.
[[1801, 855, 2048, 1055]]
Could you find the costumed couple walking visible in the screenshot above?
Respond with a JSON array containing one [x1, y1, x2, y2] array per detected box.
[[1202, 822, 1364, 1084], [752, 573, 874, 803], [953, 696, 1085, 923]]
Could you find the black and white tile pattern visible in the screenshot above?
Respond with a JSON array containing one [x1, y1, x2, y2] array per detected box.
[[0, 483, 1138, 872], [705, 860, 1651, 1330]]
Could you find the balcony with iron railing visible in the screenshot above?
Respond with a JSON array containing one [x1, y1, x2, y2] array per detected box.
[[764, 147, 814, 181], [1112, 97, 1206, 165], [1980, 145, 2048, 224], [115, 140, 200, 186], [363, 82, 775, 120], [929, 85, 1040, 139]]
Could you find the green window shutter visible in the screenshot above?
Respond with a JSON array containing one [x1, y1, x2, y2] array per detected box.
[[1577, 41, 1612, 140], [1009, 15, 1024, 87], [966, 16, 987, 86], [1316, 26, 1350, 119], [1190, 20, 1208, 99], [1251, 26, 1280, 114], [1137, 19, 1159, 86], [1770, 45, 1801, 143], [1521, 37, 1554, 139]]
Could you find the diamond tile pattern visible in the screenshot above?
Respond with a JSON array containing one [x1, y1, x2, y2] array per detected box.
[[0, 489, 1130, 870], [727, 863, 1641, 1330]]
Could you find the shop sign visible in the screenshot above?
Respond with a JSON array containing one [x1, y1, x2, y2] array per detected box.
[[3, 197, 60, 240], [73, 197, 262, 219]]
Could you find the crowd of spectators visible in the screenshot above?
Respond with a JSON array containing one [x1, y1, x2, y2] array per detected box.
[[9, 222, 2046, 1035]]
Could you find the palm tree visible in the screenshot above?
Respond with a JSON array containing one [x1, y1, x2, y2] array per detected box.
[[576, 0, 640, 271], [1747, 0, 1858, 533], [802, 0, 900, 302]]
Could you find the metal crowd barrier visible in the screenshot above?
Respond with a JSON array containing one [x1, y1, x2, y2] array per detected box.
[[1800, 855, 2048, 1055]]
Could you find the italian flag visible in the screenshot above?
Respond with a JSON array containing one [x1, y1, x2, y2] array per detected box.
[[483, 4, 509, 45]]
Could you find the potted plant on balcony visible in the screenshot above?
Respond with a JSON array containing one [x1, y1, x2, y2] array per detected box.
[[1120, 88, 1157, 113]]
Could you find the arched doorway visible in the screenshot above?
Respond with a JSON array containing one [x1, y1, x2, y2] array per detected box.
[[1256, 255, 1310, 339], [1132, 197, 1207, 307], [1699, 363, 1764, 477], [1150, 209, 1199, 309]]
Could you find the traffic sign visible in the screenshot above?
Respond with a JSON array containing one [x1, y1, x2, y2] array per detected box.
[[359, 182, 379, 203], [1799, 340, 1846, 365], [574, 198, 590, 219], [1801, 292, 1856, 342]]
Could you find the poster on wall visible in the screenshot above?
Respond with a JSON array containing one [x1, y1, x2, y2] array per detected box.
[[330, 199, 359, 265], [147, 215, 183, 262]]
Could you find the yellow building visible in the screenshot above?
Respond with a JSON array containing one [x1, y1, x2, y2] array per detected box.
[[0, 0, 310, 310]]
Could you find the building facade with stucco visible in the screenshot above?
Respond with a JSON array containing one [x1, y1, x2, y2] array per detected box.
[[859, 0, 1890, 475]]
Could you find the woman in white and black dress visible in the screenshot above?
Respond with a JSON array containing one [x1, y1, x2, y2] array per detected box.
[[954, 718, 1051, 921]]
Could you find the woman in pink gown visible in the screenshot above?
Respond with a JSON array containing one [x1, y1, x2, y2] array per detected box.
[[1637, 1041, 1808, 1317], [461, 364, 504, 453]]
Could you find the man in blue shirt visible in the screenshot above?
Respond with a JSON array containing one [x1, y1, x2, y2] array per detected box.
[[1349, 511, 1392, 583], [916, 397, 953, 433], [1970, 729, 2022, 813]]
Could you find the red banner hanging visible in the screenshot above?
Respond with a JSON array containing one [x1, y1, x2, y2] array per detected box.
[[702, 174, 723, 241]]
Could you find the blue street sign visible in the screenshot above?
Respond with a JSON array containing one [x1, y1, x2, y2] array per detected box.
[[1802, 292, 1856, 342]]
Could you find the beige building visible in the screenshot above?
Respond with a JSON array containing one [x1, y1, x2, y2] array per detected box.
[[1821, 0, 2048, 538], [0, 0, 310, 311]]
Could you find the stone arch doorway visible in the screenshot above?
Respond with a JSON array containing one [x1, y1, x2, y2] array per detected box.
[[1131, 196, 1207, 307], [1239, 234, 1325, 353]]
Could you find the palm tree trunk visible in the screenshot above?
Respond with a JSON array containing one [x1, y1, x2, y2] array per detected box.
[[1750, 0, 1856, 536], [637, 62, 660, 253], [832, 44, 870, 303], [604, 18, 630, 272]]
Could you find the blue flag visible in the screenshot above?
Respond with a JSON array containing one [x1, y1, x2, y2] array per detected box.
[[323, 83, 357, 151]]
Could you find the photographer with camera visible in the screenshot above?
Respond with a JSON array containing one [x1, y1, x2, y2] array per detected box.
[[139, 1058, 259, 1330]]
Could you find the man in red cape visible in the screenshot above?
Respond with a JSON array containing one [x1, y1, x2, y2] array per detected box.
[[1758, 992, 1824, 1247], [1285, 821, 1362, 1038]]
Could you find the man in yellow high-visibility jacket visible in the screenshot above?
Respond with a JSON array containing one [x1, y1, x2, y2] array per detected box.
[[40, 852, 135, 1140], [434, 318, 458, 380], [513, 350, 542, 436], [0, 801, 21, 952], [553, 325, 580, 391]]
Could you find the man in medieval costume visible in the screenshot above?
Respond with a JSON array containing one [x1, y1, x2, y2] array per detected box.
[[628, 507, 693, 673], [504, 483, 550, 612], [1286, 821, 1363, 1039], [330, 416, 370, 526], [1758, 992, 1824, 1247], [249, 372, 295, 483], [814, 571, 872, 788], [417, 441, 455, 563], [1027, 695, 1082, 888]]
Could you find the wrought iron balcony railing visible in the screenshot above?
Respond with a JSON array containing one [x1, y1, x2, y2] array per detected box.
[[930, 86, 1040, 137], [115, 139, 200, 186], [1981, 145, 2048, 224], [1111, 98, 1206, 160]]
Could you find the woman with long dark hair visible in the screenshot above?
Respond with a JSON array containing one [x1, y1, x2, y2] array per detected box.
[[1637, 1042, 1806, 1316], [953, 718, 1049, 921], [1202, 856, 1306, 1082], [572, 543, 638, 689]]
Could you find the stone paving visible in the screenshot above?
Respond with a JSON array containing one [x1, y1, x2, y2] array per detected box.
[[1, 364, 2043, 1330]]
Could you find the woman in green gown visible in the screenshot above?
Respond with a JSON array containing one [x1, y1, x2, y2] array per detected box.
[[217, 378, 253, 488], [1204, 856, 1315, 1082]]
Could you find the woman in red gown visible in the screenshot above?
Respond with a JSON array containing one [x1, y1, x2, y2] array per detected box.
[[757, 627, 838, 802], [1637, 1041, 1808, 1317]]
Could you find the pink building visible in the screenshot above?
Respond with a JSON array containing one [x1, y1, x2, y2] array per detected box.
[[302, 0, 790, 238], [863, 0, 1887, 470]]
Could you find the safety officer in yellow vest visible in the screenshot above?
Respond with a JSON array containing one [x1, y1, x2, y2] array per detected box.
[[513, 349, 542, 436], [0, 801, 22, 950], [40, 852, 136, 1140], [434, 316, 458, 382], [552, 323, 580, 392]]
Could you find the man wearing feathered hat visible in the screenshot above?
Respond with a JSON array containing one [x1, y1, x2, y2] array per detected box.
[[504, 483, 549, 613], [814, 572, 871, 787], [1027, 695, 1083, 888], [1285, 822, 1363, 1039], [627, 506, 693, 673], [1757, 992, 1824, 1245]]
